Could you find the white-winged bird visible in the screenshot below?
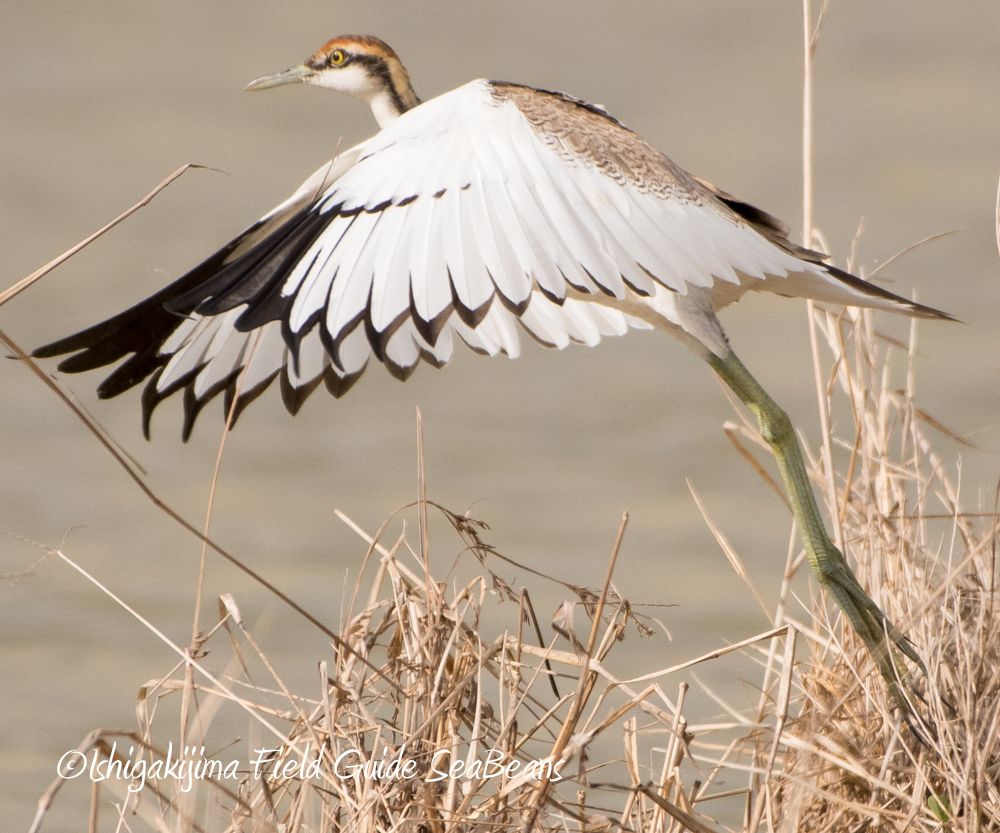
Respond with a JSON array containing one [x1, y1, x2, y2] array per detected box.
[[35, 35, 951, 710]]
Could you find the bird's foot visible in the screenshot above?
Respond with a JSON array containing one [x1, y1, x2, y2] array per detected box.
[[820, 557, 927, 724]]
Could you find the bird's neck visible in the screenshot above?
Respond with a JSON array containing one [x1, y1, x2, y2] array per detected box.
[[366, 62, 420, 128], [368, 92, 407, 128]]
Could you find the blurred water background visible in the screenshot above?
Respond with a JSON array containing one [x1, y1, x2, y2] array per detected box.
[[3, 1, 999, 828]]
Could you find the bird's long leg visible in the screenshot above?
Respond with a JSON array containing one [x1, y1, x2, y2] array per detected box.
[[708, 348, 921, 712]]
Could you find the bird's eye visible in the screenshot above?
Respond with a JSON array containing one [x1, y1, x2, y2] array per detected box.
[[329, 49, 346, 66]]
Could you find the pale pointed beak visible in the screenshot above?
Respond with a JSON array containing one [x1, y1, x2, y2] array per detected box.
[[244, 64, 314, 91]]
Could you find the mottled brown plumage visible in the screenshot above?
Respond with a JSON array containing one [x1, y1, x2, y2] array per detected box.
[[491, 83, 699, 200]]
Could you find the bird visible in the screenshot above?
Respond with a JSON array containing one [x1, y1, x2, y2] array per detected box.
[[34, 34, 949, 708]]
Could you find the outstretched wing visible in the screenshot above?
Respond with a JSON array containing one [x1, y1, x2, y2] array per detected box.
[[35, 79, 942, 440]]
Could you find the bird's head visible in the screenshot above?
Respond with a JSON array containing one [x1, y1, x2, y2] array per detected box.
[[245, 35, 420, 129]]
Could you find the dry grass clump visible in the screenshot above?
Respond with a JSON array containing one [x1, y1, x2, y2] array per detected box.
[[34, 498, 792, 833]]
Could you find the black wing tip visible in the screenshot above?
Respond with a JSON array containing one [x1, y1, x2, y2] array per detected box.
[[94, 350, 174, 400], [323, 362, 366, 399], [908, 301, 959, 323], [279, 367, 323, 416], [181, 386, 201, 443], [226, 370, 281, 426], [32, 340, 72, 360], [823, 263, 957, 323], [385, 357, 419, 382], [140, 369, 167, 440], [32, 317, 129, 361]]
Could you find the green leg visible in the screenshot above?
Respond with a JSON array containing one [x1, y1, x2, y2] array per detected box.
[[708, 349, 921, 712]]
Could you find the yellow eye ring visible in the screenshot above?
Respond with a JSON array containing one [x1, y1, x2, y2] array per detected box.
[[329, 49, 346, 66]]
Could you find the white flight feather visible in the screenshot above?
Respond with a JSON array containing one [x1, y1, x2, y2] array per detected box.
[[238, 322, 286, 392], [488, 132, 576, 300], [518, 295, 571, 349], [488, 303, 521, 358], [193, 318, 252, 397], [456, 194, 496, 310], [423, 322, 454, 365], [505, 130, 604, 296], [533, 147, 633, 293], [158, 311, 239, 391], [159, 315, 200, 356], [284, 212, 353, 308], [384, 319, 421, 370], [148, 78, 860, 421], [584, 303, 630, 337], [635, 196, 742, 285], [558, 298, 603, 346], [333, 321, 370, 375], [471, 133, 536, 304], [368, 204, 412, 330], [288, 326, 326, 387]]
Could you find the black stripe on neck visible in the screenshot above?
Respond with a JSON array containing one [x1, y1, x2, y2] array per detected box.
[[354, 53, 419, 116]]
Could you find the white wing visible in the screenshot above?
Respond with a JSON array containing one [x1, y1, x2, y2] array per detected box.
[[41, 79, 932, 438]]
